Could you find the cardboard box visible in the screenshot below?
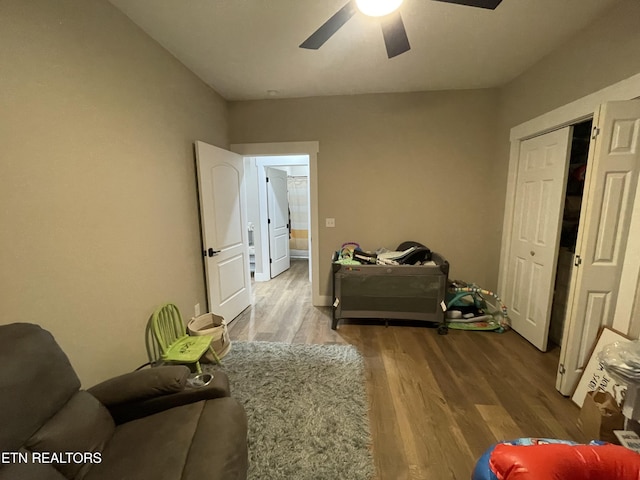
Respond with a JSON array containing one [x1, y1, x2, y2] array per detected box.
[[577, 390, 625, 443]]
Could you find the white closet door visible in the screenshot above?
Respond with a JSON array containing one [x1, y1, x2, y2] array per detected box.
[[557, 100, 640, 395], [505, 127, 572, 351]]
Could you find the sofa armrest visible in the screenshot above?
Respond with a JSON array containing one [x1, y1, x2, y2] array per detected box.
[[88, 366, 231, 424], [88, 366, 191, 406]]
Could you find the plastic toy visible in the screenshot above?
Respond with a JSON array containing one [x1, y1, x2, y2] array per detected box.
[[446, 281, 509, 332], [334, 242, 361, 265], [472, 438, 640, 480]]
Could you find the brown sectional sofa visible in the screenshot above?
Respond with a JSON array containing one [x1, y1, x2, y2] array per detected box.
[[0, 323, 248, 480]]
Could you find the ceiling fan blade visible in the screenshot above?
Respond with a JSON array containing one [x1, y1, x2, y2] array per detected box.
[[431, 0, 503, 9], [300, 1, 357, 50], [381, 11, 410, 59]]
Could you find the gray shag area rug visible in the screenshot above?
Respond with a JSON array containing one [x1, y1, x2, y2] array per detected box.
[[206, 342, 374, 480]]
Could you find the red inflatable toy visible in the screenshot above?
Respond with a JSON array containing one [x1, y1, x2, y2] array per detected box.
[[472, 438, 640, 480]]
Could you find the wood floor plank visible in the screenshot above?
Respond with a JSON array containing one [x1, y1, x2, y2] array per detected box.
[[475, 404, 524, 442], [363, 327, 409, 479], [227, 259, 588, 480], [389, 328, 478, 471], [378, 331, 436, 478], [417, 331, 500, 460]]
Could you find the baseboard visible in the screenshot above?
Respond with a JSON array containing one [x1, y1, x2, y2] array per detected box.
[[314, 295, 332, 307], [254, 272, 270, 282]]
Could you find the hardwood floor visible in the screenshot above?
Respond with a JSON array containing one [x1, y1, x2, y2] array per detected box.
[[229, 259, 587, 479]]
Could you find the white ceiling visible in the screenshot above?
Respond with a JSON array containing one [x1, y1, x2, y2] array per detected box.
[[108, 0, 621, 101]]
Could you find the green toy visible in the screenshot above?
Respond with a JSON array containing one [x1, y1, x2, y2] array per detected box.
[[445, 282, 509, 332]]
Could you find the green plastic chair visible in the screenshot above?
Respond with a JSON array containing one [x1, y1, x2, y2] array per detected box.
[[148, 303, 216, 373]]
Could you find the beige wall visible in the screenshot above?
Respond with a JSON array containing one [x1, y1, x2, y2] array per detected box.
[[0, 0, 228, 386], [487, 0, 640, 316], [229, 90, 500, 297], [2, 0, 639, 386], [499, 0, 640, 130], [229, 0, 640, 302]]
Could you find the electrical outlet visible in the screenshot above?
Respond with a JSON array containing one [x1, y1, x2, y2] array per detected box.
[[325, 218, 336, 228], [194, 303, 201, 317]]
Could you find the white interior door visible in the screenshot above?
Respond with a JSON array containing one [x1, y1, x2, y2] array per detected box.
[[195, 141, 251, 322], [505, 127, 572, 351], [557, 100, 640, 395], [266, 167, 290, 278]]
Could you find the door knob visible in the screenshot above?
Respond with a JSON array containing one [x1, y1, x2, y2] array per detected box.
[[207, 248, 221, 257]]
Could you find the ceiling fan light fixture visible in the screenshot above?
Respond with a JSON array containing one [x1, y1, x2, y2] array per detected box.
[[355, 0, 404, 17]]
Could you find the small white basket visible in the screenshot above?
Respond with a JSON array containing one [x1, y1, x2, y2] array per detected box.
[[187, 312, 231, 361]]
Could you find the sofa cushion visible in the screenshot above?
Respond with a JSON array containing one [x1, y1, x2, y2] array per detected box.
[[25, 391, 114, 480], [84, 401, 204, 480], [181, 397, 248, 480], [85, 397, 248, 480], [0, 461, 68, 480], [0, 323, 81, 453]]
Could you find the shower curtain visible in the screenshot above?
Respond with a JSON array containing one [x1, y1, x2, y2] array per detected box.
[[287, 176, 309, 258]]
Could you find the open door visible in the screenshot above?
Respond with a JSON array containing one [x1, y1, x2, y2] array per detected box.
[[505, 127, 572, 351], [195, 141, 251, 322], [557, 100, 640, 395], [266, 167, 290, 278]]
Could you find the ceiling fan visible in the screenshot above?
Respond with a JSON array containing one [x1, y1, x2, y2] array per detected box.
[[299, 0, 503, 59]]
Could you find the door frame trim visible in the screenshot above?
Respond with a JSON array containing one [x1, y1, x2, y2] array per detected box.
[[230, 142, 322, 306], [498, 72, 640, 338]]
